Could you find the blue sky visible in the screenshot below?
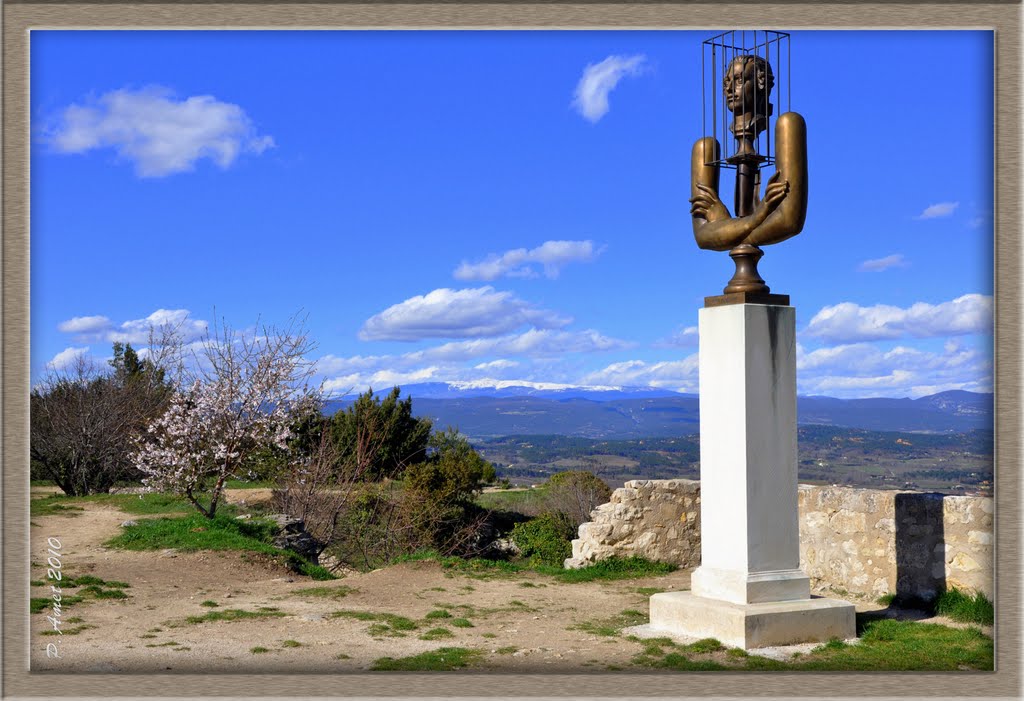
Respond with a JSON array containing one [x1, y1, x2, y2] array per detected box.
[[30, 30, 994, 399]]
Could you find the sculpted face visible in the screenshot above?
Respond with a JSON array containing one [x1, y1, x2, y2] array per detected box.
[[723, 56, 770, 116]]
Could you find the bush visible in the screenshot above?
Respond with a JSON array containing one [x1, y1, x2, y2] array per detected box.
[[510, 512, 576, 566]]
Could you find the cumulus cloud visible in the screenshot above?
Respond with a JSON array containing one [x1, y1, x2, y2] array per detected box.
[[110, 309, 209, 345], [358, 287, 571, 342], [454, 240, 604, 281], [318, 329, 630, 378], [915, 201, 959, 220], [57, 315, 112, 334], [857, 254, 907, 273], [46, 86, 274, 177], [572, 54, 647, 122], [581, 355, 700, 392], [57, 308, 209, 345], [804, 294, 992, 343], [46, 346, 91, 371], [413, 328, 632, 361], [797, 340, 992, 398]]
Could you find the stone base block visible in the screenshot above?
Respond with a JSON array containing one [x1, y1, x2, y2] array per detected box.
[[649, 591, 856, 650]]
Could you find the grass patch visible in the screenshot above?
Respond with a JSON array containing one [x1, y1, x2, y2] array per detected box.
[[371, 647, 483, 671], [41, 624, 93, 636], [571, 609, 648, 637], [332, 609, 418, 636], [419, 627, 455, 640], [450, 618, 474, 628], [936, 588, 994, 626], [475, 487, 548, 512], [876, 593, 896, 606], [32, 492, 195, 518], [106, 512, 334, 579], [634, 587, 664, 596], [30, 580, 46, 587], [80, 585, 128, 600], [481, 633, 497, 639], [31, 595, 84, 614], [250, 646, 270, 654], [282, 640, 303, 648], [494, 646, 518, 655], [145, 641, 180, 647], [331, 609, 378, 622], [224, 479, 276, 489], [538, 556, 677, 583], [180, 608, 288, 625], [425, 609, 453, 620], [200, 600, 219, 607], [683, 638, 724, 654], [790, 619, 992, 671], [335, 652, 351, 660], [395, 551, 523, 579], [294, 585, 358, 599]]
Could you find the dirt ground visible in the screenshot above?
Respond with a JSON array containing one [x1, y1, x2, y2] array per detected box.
[[28, 487, 979, 673]]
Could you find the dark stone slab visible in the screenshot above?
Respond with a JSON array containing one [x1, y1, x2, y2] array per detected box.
[[704, 291, 790, 307]]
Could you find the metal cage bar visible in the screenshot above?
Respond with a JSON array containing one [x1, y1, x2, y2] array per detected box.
[[700, 30, 789, 171]]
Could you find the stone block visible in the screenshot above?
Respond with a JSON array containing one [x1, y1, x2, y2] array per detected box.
[[649, 592, 855, 649]]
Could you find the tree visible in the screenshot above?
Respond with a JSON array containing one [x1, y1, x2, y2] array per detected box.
[[132, 316, 320, 519], [328, 387, 431, 481], [543, 470, 612, 528], [401, 427, 496, 552], [31, 342, 174, 496]]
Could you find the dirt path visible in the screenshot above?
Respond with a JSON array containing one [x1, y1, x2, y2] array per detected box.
[[29, 491, 984, 673], [29, 495, 686, 672]]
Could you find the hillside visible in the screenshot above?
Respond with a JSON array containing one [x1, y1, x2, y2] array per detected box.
[[323, 388, 992, 440]]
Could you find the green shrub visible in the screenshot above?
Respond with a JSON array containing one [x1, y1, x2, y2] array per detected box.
[[510, 512, 575, 566], [543, 470, 612, 527]]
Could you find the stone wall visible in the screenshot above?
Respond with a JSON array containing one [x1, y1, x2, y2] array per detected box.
[[566, 479, 701, 569], [566, 480, 992, 600]]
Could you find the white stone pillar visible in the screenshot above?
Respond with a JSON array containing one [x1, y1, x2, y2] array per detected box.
[[648, 301, 855, 649], [690, 302, 810, 605]]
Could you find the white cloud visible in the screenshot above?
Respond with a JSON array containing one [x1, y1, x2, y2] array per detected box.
[[915, 201, 959, 220], [47, 346, 91, 371], [474, 359, 519, 371], [581, 355, 700, 392], [57, 315, 112, 334], [796, 340, 992, 398], [454, 240, 604, 281], [572, 54, 647, 122], [358, 287, 571, 342], [655, 326, 698, 348], [804, 294, 992, 343], [111, 309, 209, 345], [413, 328, 632, 361], [57, 308, 208, 346], [47, 86, 274, 177], [856, 254, 907, 273]]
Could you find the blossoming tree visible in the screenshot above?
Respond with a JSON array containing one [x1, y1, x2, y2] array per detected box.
[[132, 316, 320, 518]]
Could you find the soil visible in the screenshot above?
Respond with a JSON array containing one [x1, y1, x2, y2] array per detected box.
[[28, 487, 985, 673]]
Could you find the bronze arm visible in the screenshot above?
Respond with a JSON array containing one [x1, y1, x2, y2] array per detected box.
[[744, 112, 807, 247], [690, 137, 786, 252]]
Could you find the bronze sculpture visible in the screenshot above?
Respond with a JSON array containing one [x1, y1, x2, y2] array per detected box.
[[690, 54, 807, 299]]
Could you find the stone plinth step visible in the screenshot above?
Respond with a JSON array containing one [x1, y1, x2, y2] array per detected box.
[[649, 591, 855, 650]]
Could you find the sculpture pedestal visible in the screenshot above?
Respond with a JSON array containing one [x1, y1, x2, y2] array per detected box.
[[650, 302, 854, 648]]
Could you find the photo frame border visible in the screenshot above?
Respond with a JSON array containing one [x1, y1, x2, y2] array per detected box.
[[3, 2, 1019, 699]]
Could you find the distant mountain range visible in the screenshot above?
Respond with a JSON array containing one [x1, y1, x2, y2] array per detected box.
[[323, 383, 992, 439]]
